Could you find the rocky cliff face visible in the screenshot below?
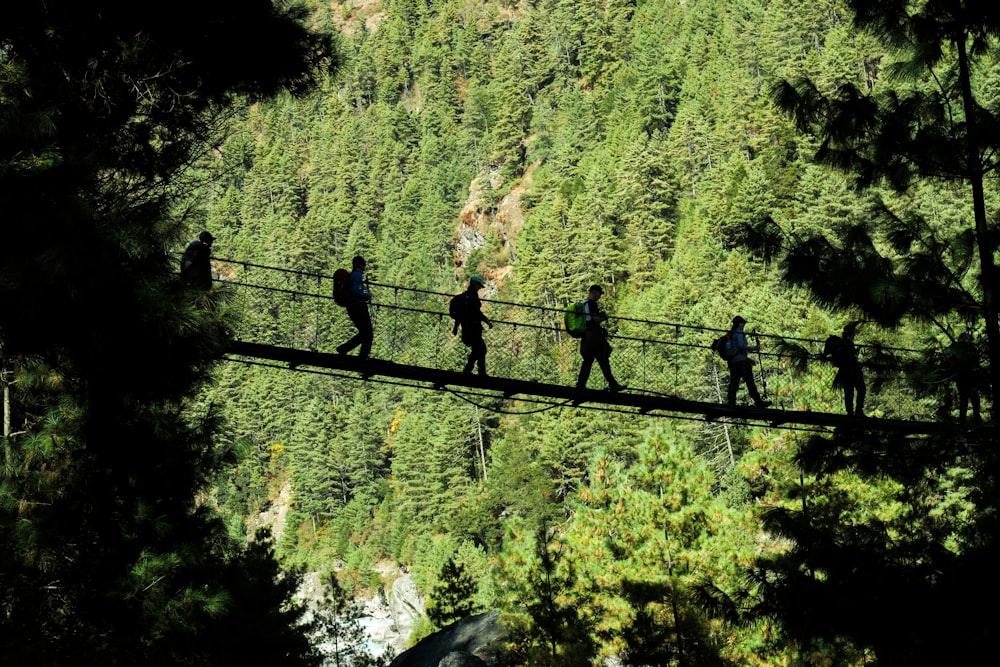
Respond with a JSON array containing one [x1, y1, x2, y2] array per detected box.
[[454, 168, 529, 290], [246, 485, 417, 660], [388, 574, 425, 642]]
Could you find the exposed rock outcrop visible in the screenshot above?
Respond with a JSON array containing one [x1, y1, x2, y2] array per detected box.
[[388, 574, 424, 641], [388, 610, 506, 667], [438, 651, 488, 667]]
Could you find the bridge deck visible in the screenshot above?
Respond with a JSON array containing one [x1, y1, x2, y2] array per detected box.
[[228, 341, 962, 436]]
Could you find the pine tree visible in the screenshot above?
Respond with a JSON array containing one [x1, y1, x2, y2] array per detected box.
[[425, 557, 479, 627], [769, 0, 1000, 392], [312, 572, 387, 667], [1, 2, 331, 662], [730, 3, 1000, 661]]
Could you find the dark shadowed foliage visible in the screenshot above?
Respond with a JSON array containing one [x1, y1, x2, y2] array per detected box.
[[1, 1, 333, 663]]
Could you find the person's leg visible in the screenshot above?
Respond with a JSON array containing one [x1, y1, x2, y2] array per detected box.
[[357, 308, 373, 359], [596, 342, 620, 389], [338, 329, 360, 354], [742, 362, 762, 402], [855, 372, 866, 416], [577, 335, 598, 388], [957, 381, 969, 423], [577, 352, 595, 388], [340, 303, 369, 356], [727, 362, 740, 405], [744, 363, 770, 407], [474, 338, 487, 375]]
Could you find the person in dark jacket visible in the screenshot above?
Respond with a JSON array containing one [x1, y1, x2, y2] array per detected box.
[[726, 315, 771, 408], [336, 255, 373, 360], [832, 322, 865, 417], [575, 285, 622, 392], [943, 329, 983, 424], [453, 275, 492, 375], [180, 230, 214, 289]]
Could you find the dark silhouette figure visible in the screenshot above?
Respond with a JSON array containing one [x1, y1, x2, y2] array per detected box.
[[726, 315, 771, 408], [831, 322, 866, 417], [180, 230, 214, 289], [944, 329, 983, 424], [575, 285, 622, 392], [336, 255, 373, 360], [452, 275, 492, 375]]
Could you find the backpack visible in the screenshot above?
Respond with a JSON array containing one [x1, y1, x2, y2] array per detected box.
[[564, 301, 587, 338], [333, 268, 352, 307], [710, 332, 736, 360], [449, 292, 470, 323], [823, 334, 847, 367]]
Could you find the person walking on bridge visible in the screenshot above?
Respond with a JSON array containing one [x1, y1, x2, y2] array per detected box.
[[943, 329, 982, 425], [336, 255, 373, 360], [575, 285, 622, 392], [452, 275, 492, 375], [726, 316, 771, 408], [180, 230, 215, 290], [826, 322, 865, 417]]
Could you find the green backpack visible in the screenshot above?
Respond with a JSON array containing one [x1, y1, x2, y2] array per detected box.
[[564, 301, 587, 338]]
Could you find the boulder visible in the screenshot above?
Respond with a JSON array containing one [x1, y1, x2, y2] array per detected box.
[[438, 651, 487, 667], [389, 610, 505, 667]]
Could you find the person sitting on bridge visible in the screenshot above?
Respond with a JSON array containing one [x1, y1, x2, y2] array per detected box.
[[452, 275, 492, 376], [180, 230, 215, 290], [726, 315, 771, 409], [336, 255, 373, 360], [575, 284, 622, 392]]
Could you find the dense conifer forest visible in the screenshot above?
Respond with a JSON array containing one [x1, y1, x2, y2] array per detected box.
[[3, 0, 999, 665]]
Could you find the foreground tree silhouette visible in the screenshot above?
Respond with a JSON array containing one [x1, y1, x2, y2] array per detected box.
[[726, 2, 1000, 664], [765, 0, 1000, 393], [1, 2, 331, 663]]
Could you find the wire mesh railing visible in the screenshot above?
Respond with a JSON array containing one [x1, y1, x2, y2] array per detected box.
[[211, 257, 961, 422]]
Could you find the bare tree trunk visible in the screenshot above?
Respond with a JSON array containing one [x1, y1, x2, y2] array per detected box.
[[476, 406, 488, 482]]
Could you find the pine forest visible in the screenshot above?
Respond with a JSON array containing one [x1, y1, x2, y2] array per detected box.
[[2, 1, 999, 665]]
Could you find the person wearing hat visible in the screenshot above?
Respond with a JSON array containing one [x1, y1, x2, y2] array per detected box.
[[575, 284, 622, 392], [180, 230, 215, 290], [726, 316, 771, 408], [832, 322, 865, 417], [337, 255, 374, 360], [452, 275, 492, 375]]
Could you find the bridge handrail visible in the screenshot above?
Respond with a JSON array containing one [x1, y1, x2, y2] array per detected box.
[[212, 256, 925, 358]]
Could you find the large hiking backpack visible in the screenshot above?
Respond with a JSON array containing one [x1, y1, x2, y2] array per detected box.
[[333, 268, 352, 307], [710, 332, 736, 360], [564, 301, 587, 338], [823, 334, 847, 367], [449, 292, 470, 323]]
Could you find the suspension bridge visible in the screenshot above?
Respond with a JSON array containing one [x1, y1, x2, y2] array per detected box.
[[211, 257, 988, 435]]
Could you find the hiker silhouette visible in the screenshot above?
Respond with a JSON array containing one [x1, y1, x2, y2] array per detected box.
[[725, 316, 770, 408], [336, 255, 373, 360], [180, 230, 215, 290], [943, 329, 983, 424], [829, 322, 866, 417], [452, 275, 492, 376], [575, 285, 622, 392]]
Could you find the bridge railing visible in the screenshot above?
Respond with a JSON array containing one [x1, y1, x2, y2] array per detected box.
[[212, 258, 950, 422]]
